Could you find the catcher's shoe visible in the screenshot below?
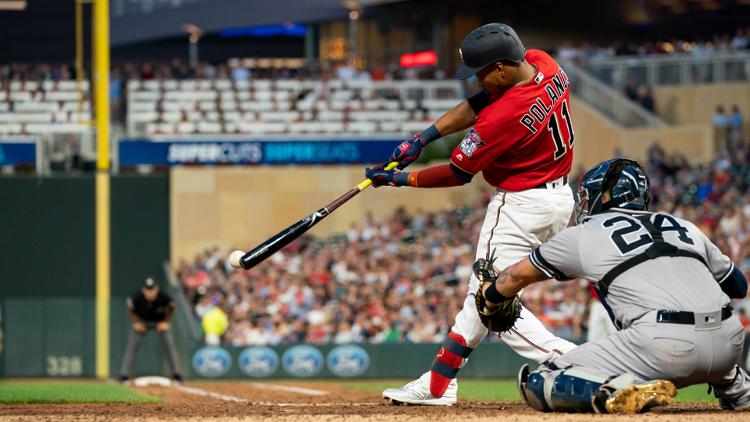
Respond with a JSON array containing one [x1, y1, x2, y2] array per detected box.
[[720, 396, 750, 411], [383, 372, 457, 406], [598, 380, 677, 414]]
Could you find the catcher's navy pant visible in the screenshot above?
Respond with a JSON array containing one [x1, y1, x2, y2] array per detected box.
[[120, 323, 182, 378]]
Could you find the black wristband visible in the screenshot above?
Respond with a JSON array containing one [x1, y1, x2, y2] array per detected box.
[[420, 124, 441, 145], [484, 282, 513, 305]]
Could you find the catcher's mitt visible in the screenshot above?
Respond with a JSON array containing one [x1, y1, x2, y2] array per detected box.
[[473, 250, 522, 333]]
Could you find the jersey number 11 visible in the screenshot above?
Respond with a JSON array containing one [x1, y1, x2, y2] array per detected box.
[[548, 99, 574, 160]]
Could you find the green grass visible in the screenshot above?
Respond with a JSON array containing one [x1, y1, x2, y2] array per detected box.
[[0, 381, 161, 404], [340, 379, 717, 403]]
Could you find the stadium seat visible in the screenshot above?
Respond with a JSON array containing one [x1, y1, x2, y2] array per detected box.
[[163, 80, 178, 90], [15, 113, 54, 123], [0, 123, 23, 134], [124, 78, 464, 136], [347, 121, 376, 133], [16, 102, 58, 112], [259, 111, 299, 122], [198, 122, 222, 133], [130, 102, 157, 112], [161, 112, 183, 122], [215, 80, 232, 90], [176, 122, 196, 134], [318, 110, 344, 121], [322, 122, 345, 133], [199, 102, 217, 111], [220, 101, 238, 111]]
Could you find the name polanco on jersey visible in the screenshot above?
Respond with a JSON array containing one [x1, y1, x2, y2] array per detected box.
[[519, 67, 570, 135]]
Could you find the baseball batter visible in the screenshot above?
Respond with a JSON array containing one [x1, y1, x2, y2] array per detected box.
[[475, 158, 750, 413], [366, 23, 578, 405]]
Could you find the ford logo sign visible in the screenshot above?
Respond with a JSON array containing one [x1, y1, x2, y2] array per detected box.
[[239, 347, 279, 378], [192, 346, 231, 377], [281, 345, 323, 377], [327, 345, 370, 377]]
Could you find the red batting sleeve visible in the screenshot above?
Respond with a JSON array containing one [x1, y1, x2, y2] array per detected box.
[[407, 164, 467, 188]]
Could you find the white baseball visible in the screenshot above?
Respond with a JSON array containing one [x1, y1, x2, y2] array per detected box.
[[228, 250, 244, 269]]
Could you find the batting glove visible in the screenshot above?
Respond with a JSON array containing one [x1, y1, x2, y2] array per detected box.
[[388, 132, 426, 170], [366, 167, 410, 187]]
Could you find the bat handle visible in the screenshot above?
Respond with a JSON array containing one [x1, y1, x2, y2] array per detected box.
[[357, 161, 400, 190]]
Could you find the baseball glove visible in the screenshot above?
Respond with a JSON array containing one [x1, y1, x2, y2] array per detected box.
[[473, 250, 522, 333]]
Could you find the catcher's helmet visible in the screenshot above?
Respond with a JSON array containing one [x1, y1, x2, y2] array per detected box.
[[576, 158, 650, 224]]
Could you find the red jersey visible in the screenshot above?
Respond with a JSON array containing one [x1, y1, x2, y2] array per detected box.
[[450, 49, 574, 191]]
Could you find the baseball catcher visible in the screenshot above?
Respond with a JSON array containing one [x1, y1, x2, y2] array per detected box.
[[475, 158, 750, 413]]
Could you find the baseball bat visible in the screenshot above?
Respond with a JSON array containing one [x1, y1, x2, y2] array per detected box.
[[237, 161, 399, 269]]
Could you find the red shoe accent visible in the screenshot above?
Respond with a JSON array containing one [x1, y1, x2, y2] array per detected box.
[[430, 332, 466, 397]]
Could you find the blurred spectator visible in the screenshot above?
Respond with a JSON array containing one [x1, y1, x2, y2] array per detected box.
[[713, 105, 731, 151], [201, 302, 229, 345], [731, 28, 749, 50], [637, 85, 655, 112], [731, 105, 744, 143], [231, 64, 251, 83], [624, 78, 639, 102]]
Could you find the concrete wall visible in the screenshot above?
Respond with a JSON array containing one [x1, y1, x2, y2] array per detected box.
[[653, 83, 750, 128], [170, 166, 491, 263], [571, 97, 713, 170]]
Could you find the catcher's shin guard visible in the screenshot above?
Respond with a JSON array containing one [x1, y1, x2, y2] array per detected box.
[[524, 365, 629, 412], [429, 331, 473, 397]]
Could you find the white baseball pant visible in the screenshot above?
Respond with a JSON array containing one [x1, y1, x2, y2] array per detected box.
[[454, 181, 578, 360]]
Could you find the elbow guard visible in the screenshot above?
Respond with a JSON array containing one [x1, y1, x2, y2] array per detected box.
[[720, 266, 748, 299], [467, 91, 490, 115]]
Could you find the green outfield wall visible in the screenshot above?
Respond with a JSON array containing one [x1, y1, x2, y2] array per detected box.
[[0, 175, 172, 378], [185, 342, 535, 380]]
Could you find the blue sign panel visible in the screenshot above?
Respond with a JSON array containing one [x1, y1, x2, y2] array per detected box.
[[192, 346, 232, 377], [118, 139, 401, 166], [0, 141, 35, 166], [326, 345, 370, 377], [281, 345, 324, 377], [239, 347, 280, 377]]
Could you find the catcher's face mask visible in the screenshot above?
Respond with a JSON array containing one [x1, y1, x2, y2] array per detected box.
[[575, 186, 594, 225]]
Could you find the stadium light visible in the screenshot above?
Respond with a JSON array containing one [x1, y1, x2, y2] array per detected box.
[[400, 50, 438, 68]]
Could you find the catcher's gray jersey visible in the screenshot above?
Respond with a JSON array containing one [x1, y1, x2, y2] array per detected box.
[[529, 208, 733, 328]]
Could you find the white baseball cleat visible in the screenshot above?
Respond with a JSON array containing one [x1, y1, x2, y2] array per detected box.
[[383, 372, 457, 406]]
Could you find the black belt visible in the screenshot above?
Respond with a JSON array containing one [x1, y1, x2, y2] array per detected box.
[[533, 176, 568, 189], [656, 305, 733, 325]]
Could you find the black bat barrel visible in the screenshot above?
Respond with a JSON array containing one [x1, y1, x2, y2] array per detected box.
[[239, 208, 329, 269]]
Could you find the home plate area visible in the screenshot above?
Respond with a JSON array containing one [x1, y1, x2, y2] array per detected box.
[[1, 379, 747, 422]]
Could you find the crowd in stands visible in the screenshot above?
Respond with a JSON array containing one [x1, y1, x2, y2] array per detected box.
[[556, 26, 750, 63], [177, 136, 750, 351], [2, 25, 747, 136]]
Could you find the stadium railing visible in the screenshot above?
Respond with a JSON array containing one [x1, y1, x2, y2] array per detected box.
[[561, 60, 668, 128], [583, 51, 750, 90]]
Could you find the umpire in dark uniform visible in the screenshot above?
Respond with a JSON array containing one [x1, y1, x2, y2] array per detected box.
[[118, 277, 183, 382]]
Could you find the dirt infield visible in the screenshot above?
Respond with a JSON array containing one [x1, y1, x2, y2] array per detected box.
[[2, 381, 750, 421]]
